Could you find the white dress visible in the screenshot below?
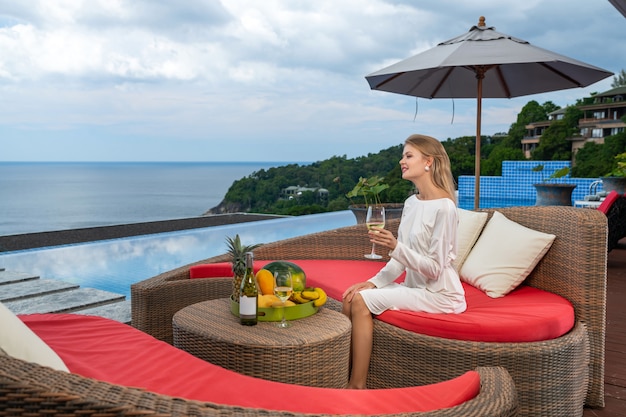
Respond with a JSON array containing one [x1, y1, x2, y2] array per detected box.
[[360, 195, 466, 315]]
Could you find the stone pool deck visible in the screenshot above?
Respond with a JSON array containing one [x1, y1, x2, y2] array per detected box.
[[0, 267, 132, 323]]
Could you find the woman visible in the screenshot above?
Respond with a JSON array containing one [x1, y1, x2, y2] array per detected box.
[[342, 134, 466, 389]]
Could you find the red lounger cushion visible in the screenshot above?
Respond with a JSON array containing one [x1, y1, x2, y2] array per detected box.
[[598, 190, 620, 214], [192, 259, 574, 342], [379, 284, 574, 342], [190, 262, 236, 278], [21, 314, 479, 415]]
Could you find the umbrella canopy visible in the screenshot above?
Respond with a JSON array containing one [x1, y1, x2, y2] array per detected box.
[[366, 16, 613, 209]]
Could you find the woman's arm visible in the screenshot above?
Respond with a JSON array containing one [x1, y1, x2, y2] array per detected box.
[[385, 200, 457, 281]]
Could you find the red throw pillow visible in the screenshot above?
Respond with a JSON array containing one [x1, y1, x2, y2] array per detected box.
[[189, 262, 272, 278], [189, 263, 234, 278], [598, 190, 620, 214]]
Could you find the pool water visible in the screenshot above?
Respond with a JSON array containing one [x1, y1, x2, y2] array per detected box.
[[0, 211, 356, 298]]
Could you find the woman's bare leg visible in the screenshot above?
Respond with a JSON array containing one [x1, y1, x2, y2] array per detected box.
[[342, 297, 352, 318], [346, 293, 373, 389]]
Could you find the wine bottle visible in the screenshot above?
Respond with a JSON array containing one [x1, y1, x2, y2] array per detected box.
[[239, 251, 258, 325]]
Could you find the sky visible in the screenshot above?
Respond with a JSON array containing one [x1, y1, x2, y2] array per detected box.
[[0, 0, 625, 163]]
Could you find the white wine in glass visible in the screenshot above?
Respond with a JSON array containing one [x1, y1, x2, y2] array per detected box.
[[273, 269, 293, 328], [365, 205, 385, 259]]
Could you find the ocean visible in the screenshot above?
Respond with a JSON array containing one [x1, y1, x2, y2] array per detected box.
[[0, 162, 285, 236]]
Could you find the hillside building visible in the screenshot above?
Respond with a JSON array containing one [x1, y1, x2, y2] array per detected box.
[[523, 86, 626, 158]]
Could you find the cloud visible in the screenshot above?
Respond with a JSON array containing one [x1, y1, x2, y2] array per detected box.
[[0, 0, 623, 162]]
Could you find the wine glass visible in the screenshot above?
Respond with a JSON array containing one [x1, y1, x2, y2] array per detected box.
[[365, 205, 385, 259], [273, 269, 293, 328]]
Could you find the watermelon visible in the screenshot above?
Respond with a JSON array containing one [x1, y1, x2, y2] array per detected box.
[[262, 261, 306, 292]]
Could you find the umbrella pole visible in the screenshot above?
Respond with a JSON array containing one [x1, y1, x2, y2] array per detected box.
[[474, 71, 484, 210]]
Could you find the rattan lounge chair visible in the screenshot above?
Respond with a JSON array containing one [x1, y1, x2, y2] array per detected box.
[[0, 355, 517, 416], [598, 190, 626, 251], [132, 206, 607, 417]]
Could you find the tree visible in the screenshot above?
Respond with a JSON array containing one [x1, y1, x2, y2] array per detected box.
[[602, 131, 626, 169], [482, 144, 525, 176], [562, 105, 583, 128], [507, 101, 556, 148], [531, 105, 580, 161], [541, 100, 560, 116], [611, 69, 626, 88], [531, 120, 572, 160], [572, 131, 626, 178], [441, 136, 477, 180], [572, 141, 607, 178]]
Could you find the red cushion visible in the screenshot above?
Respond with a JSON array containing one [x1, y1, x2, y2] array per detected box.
[[189, 262, 268, 278], [21, 314, 480, 415], [190, 263, 234, 278], [379, 284, 574, 342], [195, 259, 574, 342], [190, 260, 402, 300], [598, 190, 620, 214], [300, 259, 574, 342], [190, 259, 574, 342], [294, 259, 405, 300]]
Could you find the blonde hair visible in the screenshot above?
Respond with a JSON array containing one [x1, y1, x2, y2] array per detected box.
[[404, 134, 457, 205]]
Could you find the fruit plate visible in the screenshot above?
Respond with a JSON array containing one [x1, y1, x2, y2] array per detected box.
[[230, 296, 319, 321]]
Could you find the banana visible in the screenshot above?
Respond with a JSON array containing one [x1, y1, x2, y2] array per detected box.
[[313, 287, 327, 307], [292, 291, 309, 304], [301, 289, 320, 300], [291, 288, 327, 306]]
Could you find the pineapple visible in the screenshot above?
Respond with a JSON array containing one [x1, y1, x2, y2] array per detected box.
[[225, 234, 261, 301]]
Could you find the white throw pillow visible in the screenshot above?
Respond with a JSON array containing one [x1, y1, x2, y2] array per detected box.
[[460, 211, 556, 298], [0, 302, 69, 371], [453, 208, 489, 271]]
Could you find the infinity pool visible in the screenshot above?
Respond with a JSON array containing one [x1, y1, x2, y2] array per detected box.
[[0, 211, 356, 298]]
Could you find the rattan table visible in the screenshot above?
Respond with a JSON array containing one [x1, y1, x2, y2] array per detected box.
[[172, 298, 351, 388]]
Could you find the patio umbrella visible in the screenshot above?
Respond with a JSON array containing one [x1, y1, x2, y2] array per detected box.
[[366, 16, 613, 209]]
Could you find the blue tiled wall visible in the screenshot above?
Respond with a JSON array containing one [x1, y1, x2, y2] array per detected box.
[[458, 161, 602, 209]]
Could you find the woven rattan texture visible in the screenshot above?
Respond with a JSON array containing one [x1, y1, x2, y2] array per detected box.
[[370, 319, 589, 416], [132, 206, 607, 416], [172, 298, 351, 388], [0, 355, 517, 416]]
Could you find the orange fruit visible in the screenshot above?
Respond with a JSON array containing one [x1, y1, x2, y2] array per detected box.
[[262, 261, 307, 292], [255, 269, 275, 295]]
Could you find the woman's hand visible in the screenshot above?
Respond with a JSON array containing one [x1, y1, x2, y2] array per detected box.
[[369, 228, 397, 251], [343, 281, 376, 302]]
